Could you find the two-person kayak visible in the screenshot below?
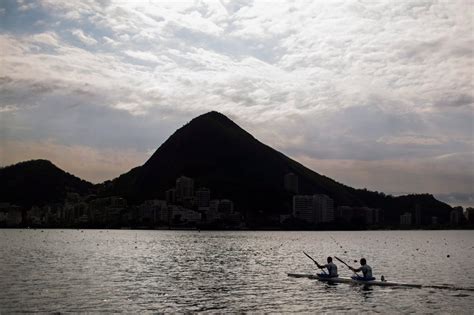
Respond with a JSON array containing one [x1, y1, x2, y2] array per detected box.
[[287, 273, 422, 288]]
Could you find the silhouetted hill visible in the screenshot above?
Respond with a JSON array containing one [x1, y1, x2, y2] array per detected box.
[[105, 111, 452, 223], [0, 159, 93, 207], [353, 189, 453, 223], [107, 111, 362, 212]]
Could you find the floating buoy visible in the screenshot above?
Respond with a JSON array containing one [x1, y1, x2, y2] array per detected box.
[[447, 254, 450, 258]]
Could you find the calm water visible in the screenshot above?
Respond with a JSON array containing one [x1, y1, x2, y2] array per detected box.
[[1, 229, 473, 313]]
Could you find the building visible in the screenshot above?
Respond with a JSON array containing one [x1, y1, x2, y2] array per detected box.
[[206, 199, 220, 222], [139, 200, 167, 225], [314, 194, 334, 223], [336, 206, 381, 225], [400, 212, 412, 226], [166, 188, 177, 204], [284, 172, 299, 194], [450, 207, 463, 225], [293, 195, 316, 223], [169, 205, 201, 224], [88, 196, 127, 226], [336, 206, 354, 223], [292, 194, 334, 224], [431, 216, 438, 225], [414, 204, 422, 225], [196, 187, 211, 209], [466, 207, 474, 224], [363, 207, 374, 225], [0, 203, 23, 227], [176, 176, 194, 202], [218, 199, 234, 215]]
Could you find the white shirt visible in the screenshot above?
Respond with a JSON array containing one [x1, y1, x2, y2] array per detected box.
[[325, 262, 338, 277], [361, 264, 372, 278]]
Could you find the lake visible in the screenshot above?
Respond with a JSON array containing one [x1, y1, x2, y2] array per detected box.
[[1, 229, 473, 313]]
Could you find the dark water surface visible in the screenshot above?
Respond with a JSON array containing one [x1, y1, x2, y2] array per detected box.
[[1, 229, 473, 313]]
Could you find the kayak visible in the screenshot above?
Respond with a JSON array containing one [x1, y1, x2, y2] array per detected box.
[[287, 273, 422, 288]]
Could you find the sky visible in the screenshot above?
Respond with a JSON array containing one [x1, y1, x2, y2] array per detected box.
[[0, 0, 473, 207]]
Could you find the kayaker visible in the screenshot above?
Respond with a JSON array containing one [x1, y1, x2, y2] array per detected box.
[[315, 256, 338, 278], [349, 258, 375, 281]]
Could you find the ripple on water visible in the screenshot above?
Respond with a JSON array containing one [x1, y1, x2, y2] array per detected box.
[[0, 230, 473, 313]]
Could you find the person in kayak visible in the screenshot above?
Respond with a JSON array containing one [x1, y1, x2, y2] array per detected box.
[[349, 258, 375, 281], [315, 256, 338, 278]]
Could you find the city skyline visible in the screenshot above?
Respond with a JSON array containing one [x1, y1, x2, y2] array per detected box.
[[0, 1, 472, 208]]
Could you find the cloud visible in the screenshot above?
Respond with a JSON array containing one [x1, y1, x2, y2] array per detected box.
[[0, 0, 472, 203], [435, 192, 474, 209], [31, 32, 59, 46], [295, 152, 474, 197], [0, 105, 19, 113], [0, 140, 150, 183], [71, 29, 98, 45], [124, 50, 162, 63]]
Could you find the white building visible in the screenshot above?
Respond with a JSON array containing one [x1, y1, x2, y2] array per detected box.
[[314, 194, 334, 223], [400, 212, 412, 226], [293, 194, 334, 224]]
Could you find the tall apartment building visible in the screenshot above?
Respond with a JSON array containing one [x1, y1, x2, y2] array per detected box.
[[176, 176, 194, 202], [196, 187, 211, 209], [292, 194, 334, 224]]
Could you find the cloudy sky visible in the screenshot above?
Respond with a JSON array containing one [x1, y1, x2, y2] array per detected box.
[[0, 0, 473, 207]]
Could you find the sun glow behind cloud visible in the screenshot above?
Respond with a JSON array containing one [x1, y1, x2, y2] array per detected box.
[[0, 0, 472, 206]]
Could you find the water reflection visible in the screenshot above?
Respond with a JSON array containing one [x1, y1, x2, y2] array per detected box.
[[0, 230, 473, 313]]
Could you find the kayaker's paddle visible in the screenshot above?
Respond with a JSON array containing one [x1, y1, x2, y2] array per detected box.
[[303, 251, 327, 274], [334, 256, 361, 277]]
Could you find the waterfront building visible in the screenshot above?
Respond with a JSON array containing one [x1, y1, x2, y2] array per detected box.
[[169, 205, 201, 224], [196, 187, 211, 208], [166, 188, 176, 204], [336, 206, 354, 223], [400, 212, 412, 226], [314, 194, 334, 223], [415, 204, 422, 225], [466, 207, 474, 224], [139, 200, 167, 225], [176, 176, 194, 202], [0, 203, 23, 227], [218, 199, 234, 214], [292, 194, 334, 224], [293, 195, 316, 223], [450, 207, 463, 225]]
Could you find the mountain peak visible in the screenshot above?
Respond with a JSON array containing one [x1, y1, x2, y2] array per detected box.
[[188, 111, 237, 128]]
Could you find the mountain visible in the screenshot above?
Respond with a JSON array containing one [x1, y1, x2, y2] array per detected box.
[[0, 159, 93, 207], [106, 111, 452, 223]]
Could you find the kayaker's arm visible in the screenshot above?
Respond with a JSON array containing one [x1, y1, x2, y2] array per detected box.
[[315, 262, 324, 269], [349, 266, 362, 272]]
